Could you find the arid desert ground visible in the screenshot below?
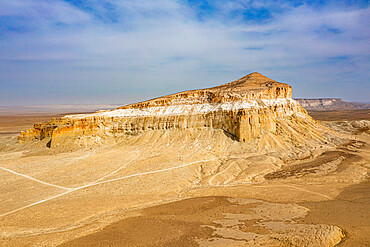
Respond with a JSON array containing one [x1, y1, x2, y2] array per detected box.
[[0, 108, 369, 246]]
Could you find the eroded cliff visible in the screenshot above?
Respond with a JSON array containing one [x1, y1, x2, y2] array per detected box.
[[19, 72, 323, 147]]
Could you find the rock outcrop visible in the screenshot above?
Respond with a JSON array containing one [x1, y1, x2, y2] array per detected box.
[[19, 72, 322, 146]]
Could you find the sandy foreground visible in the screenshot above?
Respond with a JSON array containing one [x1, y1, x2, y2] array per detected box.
[[0, 109, 369, 246]]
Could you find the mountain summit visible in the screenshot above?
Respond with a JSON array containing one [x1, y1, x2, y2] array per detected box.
[[216, 72, 282, 89], [119, 72, 291, 109]]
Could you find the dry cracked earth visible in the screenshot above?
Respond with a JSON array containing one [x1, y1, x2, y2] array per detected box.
[[0, 109, 369, 247]]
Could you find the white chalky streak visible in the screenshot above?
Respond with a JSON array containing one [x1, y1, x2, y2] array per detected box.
[[65, 99, 297, 119]]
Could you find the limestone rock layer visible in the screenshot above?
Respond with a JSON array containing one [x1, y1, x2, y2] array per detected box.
[[19, 72, 317, 144]]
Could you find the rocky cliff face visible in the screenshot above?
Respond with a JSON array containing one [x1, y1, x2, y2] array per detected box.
[[19, 73, 322, 146]]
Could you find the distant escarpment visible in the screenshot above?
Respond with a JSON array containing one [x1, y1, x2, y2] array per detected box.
[[19, 73, 329, 148], [295, 98, 370, 111]]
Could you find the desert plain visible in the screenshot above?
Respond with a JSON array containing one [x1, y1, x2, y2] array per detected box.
[[0, 105, 368, 247]]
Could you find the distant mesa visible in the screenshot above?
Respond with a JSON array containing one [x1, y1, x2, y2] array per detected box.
[[295, 98, 370, 111], [19, 72, 324, 148]]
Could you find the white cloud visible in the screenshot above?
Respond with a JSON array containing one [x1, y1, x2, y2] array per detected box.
[[0, 0, 91, 26], [0, 0, 369, 105]]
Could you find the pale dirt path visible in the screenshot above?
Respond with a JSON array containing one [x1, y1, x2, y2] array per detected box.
[[0, 190, 76, 218], [0, 158, 218, 218], [209, 160, 238, 186], [184, 182, 334, 201], [0, 166, 72, 190], [86, 158, 218, 188], [252, 184, 333, 200], [91, 152, 140, 183], [0, 130, 210, 218]]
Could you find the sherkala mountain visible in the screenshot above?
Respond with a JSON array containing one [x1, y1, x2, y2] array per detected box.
[[19, 72, 330, 156]]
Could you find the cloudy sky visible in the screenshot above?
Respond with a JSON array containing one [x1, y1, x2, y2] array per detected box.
[[0, 0, 369, 105]]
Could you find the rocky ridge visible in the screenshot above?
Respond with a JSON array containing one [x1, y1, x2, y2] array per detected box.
[[19, 73, 326, 148]]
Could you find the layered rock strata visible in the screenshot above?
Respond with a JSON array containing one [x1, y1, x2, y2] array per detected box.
[[19, 72, 317, 145]]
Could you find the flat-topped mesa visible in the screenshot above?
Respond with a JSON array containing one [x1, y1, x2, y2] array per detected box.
[[19, 73, 315, 146]]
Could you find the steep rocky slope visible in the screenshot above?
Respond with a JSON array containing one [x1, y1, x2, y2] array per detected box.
[[19, 73, 329, 150]]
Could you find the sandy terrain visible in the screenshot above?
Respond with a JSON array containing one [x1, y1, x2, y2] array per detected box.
[[308, 109, 370, 121], [0, 109, 369, 246]]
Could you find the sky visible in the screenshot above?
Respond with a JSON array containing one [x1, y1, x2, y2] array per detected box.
[[0, 0, 369, 106]]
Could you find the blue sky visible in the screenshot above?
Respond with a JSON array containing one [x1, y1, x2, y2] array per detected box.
[[0, 0, 369, 105]]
